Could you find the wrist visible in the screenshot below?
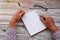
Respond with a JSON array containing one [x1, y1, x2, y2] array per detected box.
[[9, 22, 16, 28], [53, 29, 58, 33], [52, 28, 58, 33], [51, 25, 59, 33], [9, 19, 16, 28]]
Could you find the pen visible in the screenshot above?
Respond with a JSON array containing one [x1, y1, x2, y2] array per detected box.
[[18, 2, 21, 6]]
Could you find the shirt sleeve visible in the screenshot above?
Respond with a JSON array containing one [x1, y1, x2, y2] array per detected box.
[[52, 31, 60, 40], [5, 27, 16, 40]]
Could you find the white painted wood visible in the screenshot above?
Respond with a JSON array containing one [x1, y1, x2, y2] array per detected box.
[[0, 1, 60, 40], [0, 2, 20, 9]]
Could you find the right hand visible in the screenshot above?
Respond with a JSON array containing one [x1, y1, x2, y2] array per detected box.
[[9, 10, 25, 28], [40, 16, 58, 33]]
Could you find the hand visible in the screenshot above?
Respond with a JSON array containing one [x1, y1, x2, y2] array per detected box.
[[9, 10, 25, 28], [40, 16, 58, 33]]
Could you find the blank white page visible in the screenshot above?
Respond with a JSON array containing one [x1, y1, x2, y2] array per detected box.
[[22, 10, 46, 36]]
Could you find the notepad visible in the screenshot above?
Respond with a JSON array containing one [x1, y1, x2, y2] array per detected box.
[[22, 10, 46, 36]]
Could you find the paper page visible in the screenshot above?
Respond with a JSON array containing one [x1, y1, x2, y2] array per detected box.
[[22, 10, 46, 36]]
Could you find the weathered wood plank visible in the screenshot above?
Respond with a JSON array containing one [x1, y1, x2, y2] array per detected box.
[[0, 1, 60, 40], [19, 0, 60, 9], [0, 2, 20, 9]]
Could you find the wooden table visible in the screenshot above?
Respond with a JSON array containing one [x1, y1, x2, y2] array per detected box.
[[0, 1, 60, 40]]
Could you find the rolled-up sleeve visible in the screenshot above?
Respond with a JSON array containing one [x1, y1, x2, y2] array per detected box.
[[5, 27, 16, 40], [52, 31, 60, 40]]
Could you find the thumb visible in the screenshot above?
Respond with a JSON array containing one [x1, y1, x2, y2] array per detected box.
[[19, 10, 25, 17], [40, 16, 45, 24]]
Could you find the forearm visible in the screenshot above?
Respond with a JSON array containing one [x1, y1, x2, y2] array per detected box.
[[51, 26, 60, 40], [50, 25, 58, 33], [5, 10, 25, 40], [9, 18, 16, 28], [5, 19, 16, 40], [52, 31, 60, 40], [5, 27, 16, 40]]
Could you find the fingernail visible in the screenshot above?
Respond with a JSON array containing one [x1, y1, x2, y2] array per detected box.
[[43, 17, 45, 20], [40, 16, 45, 20]]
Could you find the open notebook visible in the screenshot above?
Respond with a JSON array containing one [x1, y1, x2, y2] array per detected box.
[[22, 10, 46, 36]]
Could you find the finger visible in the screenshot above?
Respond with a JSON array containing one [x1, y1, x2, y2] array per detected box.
[[41, 15, 50, 20], [40, 16, 46, 20], [15, 10, 22, 14], [20, 9, 25, 13], [40, 16, 45, 24], [16, 9, 25, 15], [19, 10, 25, 17], [21, 10, 25, 14]]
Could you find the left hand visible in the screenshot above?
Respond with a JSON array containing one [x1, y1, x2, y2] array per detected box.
[[9, 10, 25, 27], [40, 16, 58, 33]]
